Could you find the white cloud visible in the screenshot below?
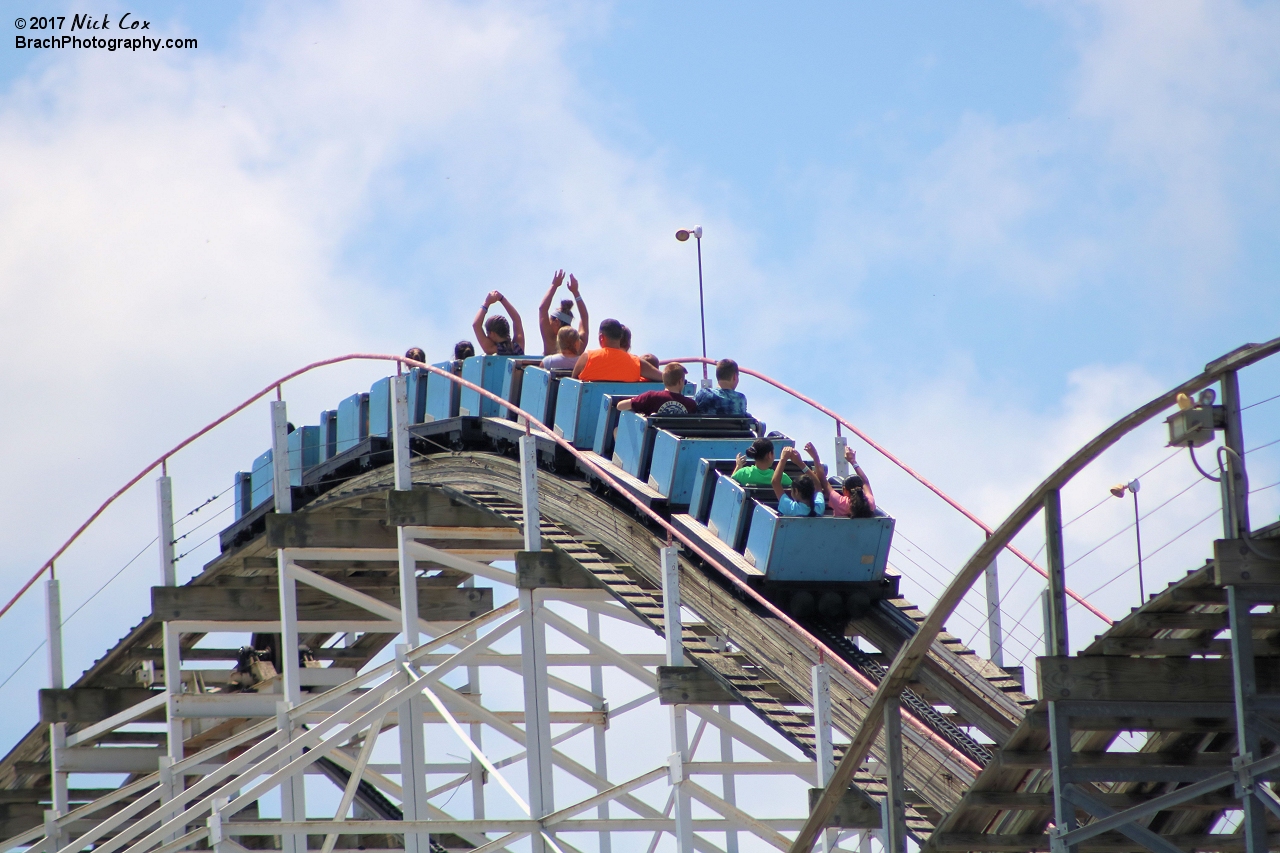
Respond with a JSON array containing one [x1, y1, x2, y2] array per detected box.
[[0, 0, 1276, 754]]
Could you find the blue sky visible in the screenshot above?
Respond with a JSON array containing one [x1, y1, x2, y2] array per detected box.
[[1, 0, 1279, 744]]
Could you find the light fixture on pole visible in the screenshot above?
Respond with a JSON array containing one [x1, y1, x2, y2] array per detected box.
[[675, 226, 709, 387], [1110, 479, 1144, 602]]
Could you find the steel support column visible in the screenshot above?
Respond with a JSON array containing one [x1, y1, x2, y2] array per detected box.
[[270, 400, 292, 514], [662, 544, 695, 853]]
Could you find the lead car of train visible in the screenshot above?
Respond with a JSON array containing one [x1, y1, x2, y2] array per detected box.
[[221, 355, 898, 626]]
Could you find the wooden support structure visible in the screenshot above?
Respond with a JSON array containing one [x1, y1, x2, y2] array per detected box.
[[150, 584, 492, 623]]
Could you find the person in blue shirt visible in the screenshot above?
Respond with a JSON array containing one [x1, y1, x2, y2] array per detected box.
[[771, 446, 826, 517], [694, 358, 749, 416]]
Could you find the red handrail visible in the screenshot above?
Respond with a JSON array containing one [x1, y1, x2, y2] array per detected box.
[[668, 357, 1114, 626]]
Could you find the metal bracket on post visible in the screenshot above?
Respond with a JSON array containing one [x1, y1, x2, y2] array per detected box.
[[156, 475, 176, 587], [271, 400, 292, 514], [834, 435, 849, 479], [661, 544, 695, 853], [882, 696, 907, 853], [984, 553, 1004, 668], [519, 434, 541, 552]]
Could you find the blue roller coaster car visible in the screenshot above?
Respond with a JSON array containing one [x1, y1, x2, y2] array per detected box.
[[518, 366, 571, 426], [744, 504, 893, 583], [425, 360, 461, 422], [459, 355, 518, 418], [554, 378, 663, 448]]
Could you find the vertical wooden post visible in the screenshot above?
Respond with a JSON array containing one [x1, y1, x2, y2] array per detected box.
[[393, 374, 411, 491], [45, 578, 63, 693], [834, 435, 849, 479], [391, 381, 430, 853], [396, 645, 430, 853], [465, 579, 486, 822], [662, 544, 694, 853], [45, 577, 68, 827], [276, 548, 305, 853], [718, 703, 739, 853], [1047, 699, 1078, 853], [156, 475, 176, 587], [276, 702, 306, 853], [517, 428, 550, 840], [1044, 489, 1069, 658], [984, 554, 1004, 668], [1229, 585, 1267, 852], [163, 622, 185, 760], [812, 662, 834, 853], [588, 610, 611, 853], [520, 586, 554, 853], [520, 434, 541, 552], [277, 552, 301, 707], [882, 696, 906, 853], [1220, 371, 1250, 537], [271, 400, 292, 514]]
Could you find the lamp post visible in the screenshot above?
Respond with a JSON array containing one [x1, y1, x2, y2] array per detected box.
[[1110, 479, 1144, 602], [675, 227, 708, 387]]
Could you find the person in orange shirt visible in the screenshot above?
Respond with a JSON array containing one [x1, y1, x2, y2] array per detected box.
[[572, 318, 662, 382]]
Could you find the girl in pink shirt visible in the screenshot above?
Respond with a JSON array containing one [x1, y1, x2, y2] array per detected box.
[[805, 443, 876, 518]]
